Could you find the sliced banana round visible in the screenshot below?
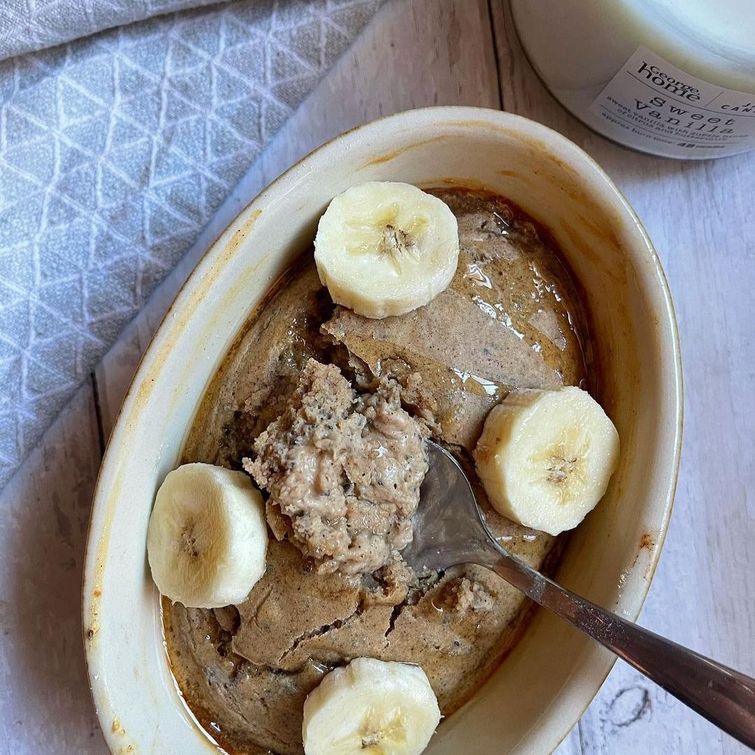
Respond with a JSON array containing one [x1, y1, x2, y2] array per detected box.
[[314, 181, 459, 319], [474, 387, 620, 536], [146, 463, 267, 608], [302, 657, 441, 755]]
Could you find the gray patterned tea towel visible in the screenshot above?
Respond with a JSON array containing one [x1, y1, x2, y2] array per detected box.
[[0, 0, 382, 488]]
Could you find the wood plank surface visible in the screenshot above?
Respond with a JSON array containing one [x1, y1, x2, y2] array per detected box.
[[1, 1, 752, 753], [0, 382, 104, 753], [490, 3, 754, 754]]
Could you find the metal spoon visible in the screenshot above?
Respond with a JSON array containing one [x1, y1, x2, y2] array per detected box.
[[402, 440, 755, 748]]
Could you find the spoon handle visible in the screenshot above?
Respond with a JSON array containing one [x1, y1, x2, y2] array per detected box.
[[490, 550, 755, 748]]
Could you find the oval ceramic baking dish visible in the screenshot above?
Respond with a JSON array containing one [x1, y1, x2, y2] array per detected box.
[[83, 106, 682, 755]]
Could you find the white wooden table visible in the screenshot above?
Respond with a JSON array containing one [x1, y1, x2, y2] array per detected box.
[[1, 2, 752, 753]]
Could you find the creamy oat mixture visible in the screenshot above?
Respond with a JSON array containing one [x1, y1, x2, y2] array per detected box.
[[244, 359, 428, 577], [164, 189, 591, 754]]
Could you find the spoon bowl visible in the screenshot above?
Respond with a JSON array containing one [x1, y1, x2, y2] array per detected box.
[[403, 440, 495, 574]]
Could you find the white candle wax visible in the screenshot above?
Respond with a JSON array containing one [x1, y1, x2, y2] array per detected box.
[[511, 0, 755, 159]]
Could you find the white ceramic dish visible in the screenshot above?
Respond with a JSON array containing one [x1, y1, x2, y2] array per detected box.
[[83, 106, 682, 754]]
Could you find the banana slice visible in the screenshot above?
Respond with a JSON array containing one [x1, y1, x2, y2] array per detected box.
[[302, 657, 441, 755], [146, 463, 267, 608], [314, 181, 459, 319], [474, 387, 620, 536]]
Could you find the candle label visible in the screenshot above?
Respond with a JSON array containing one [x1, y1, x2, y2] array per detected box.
[[589, 46, 755, 158]]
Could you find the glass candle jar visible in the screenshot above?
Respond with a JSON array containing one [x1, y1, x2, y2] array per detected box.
[[511, 0, 755, 159]]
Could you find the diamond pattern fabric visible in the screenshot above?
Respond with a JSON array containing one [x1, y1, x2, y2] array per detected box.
[[0, 0, 382, 488], [0, 1, 241, 62]]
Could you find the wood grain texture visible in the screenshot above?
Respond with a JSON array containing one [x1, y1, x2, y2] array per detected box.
[[0, 381, 105, 753], [1, 0, 752, 753], [491, 3, 754, 754]]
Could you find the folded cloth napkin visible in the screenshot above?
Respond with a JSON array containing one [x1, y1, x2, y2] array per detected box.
[[0, 0, 382, 488]]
